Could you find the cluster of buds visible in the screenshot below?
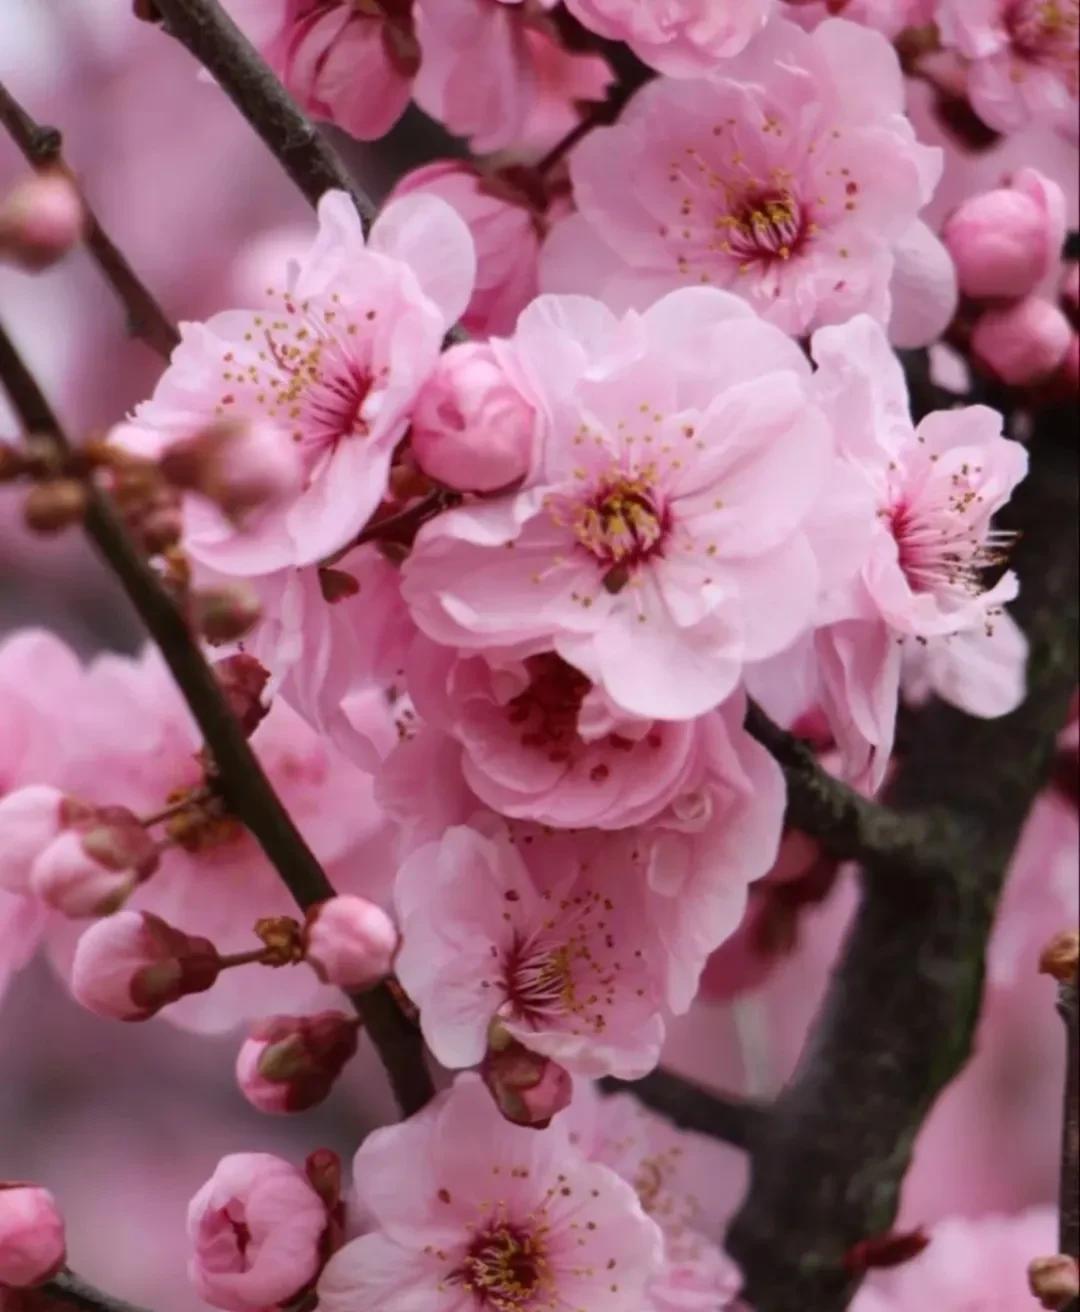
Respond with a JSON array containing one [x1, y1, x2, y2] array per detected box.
[[0, 169, 84, 273], [0, 1184, 66, 1290], [480, 1021, 573, 1129], [0, 434, 88, 535]]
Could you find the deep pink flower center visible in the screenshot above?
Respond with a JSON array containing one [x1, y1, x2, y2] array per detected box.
[[505, 654, 591, 764], [720, 188, 811, 264], [566, 473, 668, 591], [1007, 0, 1079, 70], [888, 492, 1013, 600], [458, 1223, 550, 1308]]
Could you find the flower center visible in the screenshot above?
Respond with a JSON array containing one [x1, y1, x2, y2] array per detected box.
[[888, 492, 1015, 602], [571, 474, 667, 583], [460, 1225, 550, 1309], [505, 654, 591, 765], [1008, 0, 1079, 68], [719, 188, 809, 264]]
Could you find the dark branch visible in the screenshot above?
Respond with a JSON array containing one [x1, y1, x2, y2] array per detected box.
[[0, 318, 433, 1118], [1059, 975, 1079, 1259], [27, 1271, 154, 1312], [600, 1070, 770, 1150], [147, 0, 375, 229], [0, 81, 179, 361]]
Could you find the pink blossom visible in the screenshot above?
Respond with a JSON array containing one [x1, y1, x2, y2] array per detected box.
[[118, 190, 475, 572], [236, 1011, 360, 1113], [972, 295, 1073, 383], [394, 822, 667, 1078], [224, 0, 418, 141], [783, 0, 935, 40], [565, 0, 774, 75], [542, 19, 945, 339], [389, 161, 542, 337], [0, 170, 84, 271], [0, 1183, 66, 1288], [0, 785, 66, 896], [317, 1073, 664, 1312], [937, 0, 1079, 138], [402, 288, 831, 721], [187, 1153, 329, 1311], [303, 894, 398, 990]]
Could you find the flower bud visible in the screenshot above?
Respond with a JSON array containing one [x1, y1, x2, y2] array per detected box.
[[71, 910, 222, 1021], [30, 808, 158, 917], [236, 1012, 360, 1114], [1028, 1255, 1080, 1310], [213, 653, 270, 737], [23, 479, 88, 534], [480, 1027, 573, 1129], [191, 584, 261, 644], [1039, 930, 1079, 982], [0, 786, 66, 895], [159, 419, 303, 524], [0, 1184, 66, 1288], [411, 342, 535, 493], [0, 171, 84, 272], [943, 169, 1067, 300], [971, 297, 1072, 385], [302, 896, 398, 990]]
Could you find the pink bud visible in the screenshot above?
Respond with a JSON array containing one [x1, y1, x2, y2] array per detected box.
[[236, 1011, 360, 1114], [971, 296, 1073, 385], [0, 172, 84, 272], [302, 895, 398, 990], [0, 1184, 66, 1289], [411, 342, 535, 493], [71, 910, 222, 1021], [0, 786, 66, 895], [30, 808, 158, 917], [480, 1029, 574, 1129], [943, 169, 1067, 301], [187, 1154, 329, 1310], [160, 418, 303, 524], [213, 653, 270, 737]]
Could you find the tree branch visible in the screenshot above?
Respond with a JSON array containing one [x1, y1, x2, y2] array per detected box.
[[600, 1070, 770, 1150], [146, 0, 375, 229], [0, 318, 433, 1118], [1059, 974, 1079, 1260], [728, 407, 1079, 1311], [0, 81, 179, 362], [27, 1270, 154, 1312]]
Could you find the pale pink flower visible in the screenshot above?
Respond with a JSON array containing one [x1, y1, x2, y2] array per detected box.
[[394, 822, 667, 1078], [783, 0, 934, 38], [937, 0, 1079, 138], [118, 190, 475, 571], [0, 785, 66, 896], [224, 0, 418, 141], [542, 19, 945, 340], [303, 894, 398, 990], [187, 1153, 329, 1311], [901, 610, 1029, 719], [317, 1073, 664, 1312], [972, 295, 1073, 383], [402, 288, 832, 721], [0, 1183, 66, 1288], [565, 0, 773, 75]]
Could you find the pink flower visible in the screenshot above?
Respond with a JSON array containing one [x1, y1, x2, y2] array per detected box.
[[70, 910, 222, 1021], [784, 0, 935, 40], [118, 190, 475, 572], [943, 168, 1068, 300], [303, 895, 398, 990], [937, 0, 1079, 138], [0, 1184, 66, 1289], [394, 822, 667, 1078], [972, 295, 1073, 383], [236, 1011, 360, 1113], [225, 0, 418, 141], [187, 1153, 329, 1311], [316, 1073, 664, 1312], [388, 161, 541, 338], [411, 340, 537, 492], [542, 19, 945, 339], [0, 785, 66, 896], [565, 0, 774, 75], [0, 170, 84, 272], [402, 288, 831, 721]]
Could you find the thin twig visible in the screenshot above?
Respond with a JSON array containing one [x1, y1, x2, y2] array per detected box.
[[147, 0, 375, 229], [1058, 975, 1079, 1259], [0, 318, 433, 1118], [32, 1270, 153, 1312], [600, 1070, 770, 1150], [0, 81, 179, 361]]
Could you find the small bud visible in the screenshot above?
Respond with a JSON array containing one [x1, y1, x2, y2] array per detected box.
[[191, 583, 261, 644], [71, 910, 222, 1021], [302, 896, 398, 991], [1028, 1255, 1080, 1309], [480, 1027, 573, 1129], [29, 807, 158, 917], [253, 915, 305, 966], [213, 653, 270, 736], [0, 171, 84, 272], [0, 785, 66, 895], [1039, 930, 1079, 982], [0, 1184, 66, 1288], [23, 479, 87, 533], [236, 1012, 360, 1113], [411, 342, 535, 493], [159, 418, 303, 524], [971, 297, 1072, 385]]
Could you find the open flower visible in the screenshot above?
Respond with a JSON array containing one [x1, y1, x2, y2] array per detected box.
[[565, 0, 773, 75]]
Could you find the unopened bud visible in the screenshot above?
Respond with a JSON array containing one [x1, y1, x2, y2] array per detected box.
[[0, 171, 84, 272], [236, 1012, 360, 1113], [191, 584, 261, 644], [0, 785, 67, 895], [1039, 930, 1079, 982], [30, 806, 158, 917], [159, 418, 303, 524], [480, 1026, 573, 1129], [0, 1183, 66, 1288], [23, 479, 87, 533], [1028, 1255, 1080, 1309], [213, 653, 270, 736], [302, 896, 398, 991], [71, 910, 222, 1021], [972, 297, 1072, 385]]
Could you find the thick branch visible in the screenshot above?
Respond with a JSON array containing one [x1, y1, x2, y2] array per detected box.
[[1059, 976, 1079, 1259], [147, 0, 375, 228], [0, 318, 433, 1118], [0, 82, 179, 361], [728, 408, 1079, 1311], [26, 1271, 154, 1312], [600, 1070, 770, 1150]]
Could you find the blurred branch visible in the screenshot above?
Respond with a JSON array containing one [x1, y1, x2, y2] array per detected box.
[[0, 81, 179, 361], [27, 1271, 153, 1312], [600, 1070, 770, 1150], [147, 0, 376, 228], [0, 317, 433, 1118], [1058, 972, 1079, 1259]]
